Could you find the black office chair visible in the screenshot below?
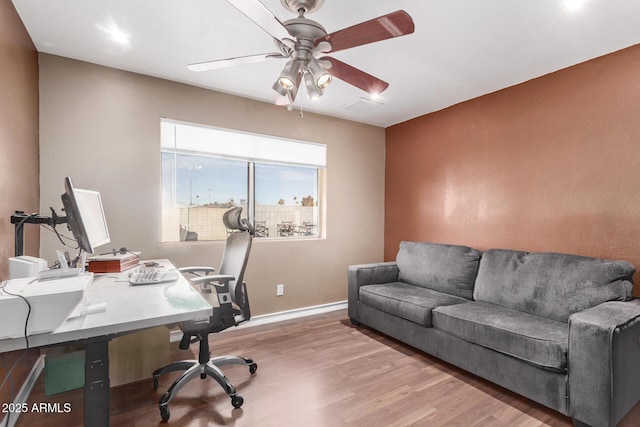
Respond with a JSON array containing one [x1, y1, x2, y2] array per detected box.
[[153, 207, 257, 421]]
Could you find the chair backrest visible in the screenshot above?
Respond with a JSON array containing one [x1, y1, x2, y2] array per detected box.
[[220, 207, 253, 322]]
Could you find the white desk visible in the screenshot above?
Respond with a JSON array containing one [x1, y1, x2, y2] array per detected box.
[[0, 260, 212, 427]]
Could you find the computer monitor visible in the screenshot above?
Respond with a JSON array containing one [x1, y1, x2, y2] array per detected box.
[[60, 177, 110, 254]]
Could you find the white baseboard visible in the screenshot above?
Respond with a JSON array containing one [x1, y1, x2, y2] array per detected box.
[[0, 354, 45, 427], [170, 300, 347, 343]]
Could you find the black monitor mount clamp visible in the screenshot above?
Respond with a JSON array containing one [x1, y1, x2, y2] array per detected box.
[[10, 208, 67, 257]]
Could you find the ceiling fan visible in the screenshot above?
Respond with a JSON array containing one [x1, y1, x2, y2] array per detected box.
[[188, 0, 415, 105]]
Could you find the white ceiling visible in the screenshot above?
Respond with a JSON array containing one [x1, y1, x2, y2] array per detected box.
[[12, 0, 640, 127]]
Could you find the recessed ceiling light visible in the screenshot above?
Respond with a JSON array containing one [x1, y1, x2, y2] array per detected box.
[[96, 19, 131, 47], [563, 0, 589, 12]]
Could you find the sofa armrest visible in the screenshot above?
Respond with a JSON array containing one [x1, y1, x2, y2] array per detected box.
[[347, 262, 399, 322], [568, 299, 640, 427]]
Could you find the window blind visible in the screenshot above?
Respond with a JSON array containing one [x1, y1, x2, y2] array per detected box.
[[161, 118, 326, 168]]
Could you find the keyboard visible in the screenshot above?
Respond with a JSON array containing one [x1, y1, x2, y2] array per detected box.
[[128, 267, 180, 286]]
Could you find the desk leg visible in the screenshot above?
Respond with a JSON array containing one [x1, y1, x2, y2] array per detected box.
[[84, 339, 110, 427]]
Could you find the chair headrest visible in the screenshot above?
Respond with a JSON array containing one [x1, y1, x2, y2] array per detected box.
[[223, 207, 255, 235]]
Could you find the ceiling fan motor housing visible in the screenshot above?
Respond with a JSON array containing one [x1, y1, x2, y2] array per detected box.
[[284, 17, 327, 63]]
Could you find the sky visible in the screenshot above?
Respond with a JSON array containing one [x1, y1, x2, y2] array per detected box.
[[162, 153, 318, 207]]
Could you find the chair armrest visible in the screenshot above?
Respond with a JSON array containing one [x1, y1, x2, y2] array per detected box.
[[189, 275, 238, 326], [568, 299, 640, 427], [178, 266, 216, 275], [347, 262, 399, 322], [190, 274, 236, 301], [190, 274, 235, 285]]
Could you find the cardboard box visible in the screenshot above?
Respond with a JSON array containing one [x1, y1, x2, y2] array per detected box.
[[88, 253, 140, 273]]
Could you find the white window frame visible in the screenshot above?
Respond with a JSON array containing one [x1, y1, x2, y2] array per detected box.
[[161, 118, 327, 242]]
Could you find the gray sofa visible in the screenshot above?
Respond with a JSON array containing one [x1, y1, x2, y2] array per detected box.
[[348, 241, 640, 427]]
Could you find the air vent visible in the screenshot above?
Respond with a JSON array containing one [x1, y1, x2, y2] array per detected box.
[[343, 98, 385, 114]]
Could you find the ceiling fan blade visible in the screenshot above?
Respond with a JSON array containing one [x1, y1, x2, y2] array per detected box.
[[188, 52, 281, 72], [321, 56, 389, 95], [315, 10, 414, 54], [226, 0, 292, 42]]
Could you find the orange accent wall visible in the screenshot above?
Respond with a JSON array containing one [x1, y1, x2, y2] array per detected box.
[[386, 44, 640, 295], [0, 0, 40, 273], [0, 0, 41, 408]]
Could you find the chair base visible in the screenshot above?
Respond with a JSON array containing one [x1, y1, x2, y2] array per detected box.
[[153, 355, 257, 421]]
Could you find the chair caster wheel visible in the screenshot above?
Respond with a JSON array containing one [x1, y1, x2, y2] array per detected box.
[[249, 363, 258, 374], [160, 405, 170, 421], [231, 395, 244, 408]]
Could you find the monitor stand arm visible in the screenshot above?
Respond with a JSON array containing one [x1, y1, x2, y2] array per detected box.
[[10, 208, 67, 257]]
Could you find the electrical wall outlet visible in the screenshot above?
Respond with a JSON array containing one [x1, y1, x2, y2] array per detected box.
[[276, 284, 284, 296]]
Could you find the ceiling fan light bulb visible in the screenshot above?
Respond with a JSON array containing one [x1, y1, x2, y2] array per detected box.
[[277, 60, 300, 90], [317, 73, 331, 88], [308, 58, 331, 89], [278, 77, 295, 90]]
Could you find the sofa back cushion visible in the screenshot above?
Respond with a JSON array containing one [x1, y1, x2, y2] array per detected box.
[[397, 241, 481, 299], [474, 249, 635, 322]]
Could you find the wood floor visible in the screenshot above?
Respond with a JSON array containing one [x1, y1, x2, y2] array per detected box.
[[12, 310, 640, 426]]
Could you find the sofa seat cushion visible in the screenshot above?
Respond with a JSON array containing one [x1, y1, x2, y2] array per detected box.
[[432, 301, 569, 370], [359, 282, 470, 327]]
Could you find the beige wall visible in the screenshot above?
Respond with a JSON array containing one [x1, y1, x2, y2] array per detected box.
[[39, 54, 385, 315], [386, 43, 640, 295]]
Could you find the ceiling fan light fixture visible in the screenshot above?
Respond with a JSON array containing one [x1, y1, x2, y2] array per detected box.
[[277, 60, 300, 90], [308, 58, 331, 89], [278, 76, 295, 90], [304, 71, 323, 99], [189, 5, 415, 111], [316, 73, 331, 89], [272, 80, 289, 97]]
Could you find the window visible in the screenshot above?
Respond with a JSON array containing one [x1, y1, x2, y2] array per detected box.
[[161, 119, 326, 242]]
